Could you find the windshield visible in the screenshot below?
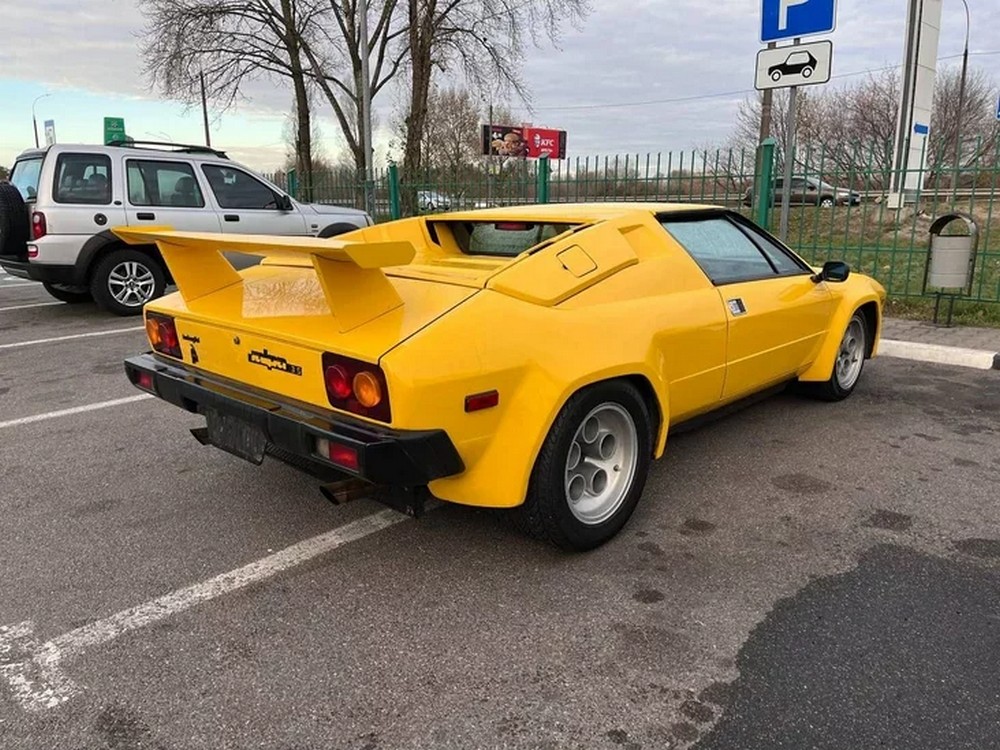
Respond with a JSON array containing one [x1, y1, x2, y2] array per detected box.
[[435, 220, 578, 257], [10, 157, 43, 201]]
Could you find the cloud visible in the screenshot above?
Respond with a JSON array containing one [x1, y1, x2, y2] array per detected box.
[[1, 0, 998, 170]]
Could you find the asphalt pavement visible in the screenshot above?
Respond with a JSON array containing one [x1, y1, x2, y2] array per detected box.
[[2, 280, 999, 750]]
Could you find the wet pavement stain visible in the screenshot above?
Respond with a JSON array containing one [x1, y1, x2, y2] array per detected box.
[[679, 518, 717, 535], [698, 681, 735, 709], [953, 457, 980, 468], [913, 433, 943, 443], [637, 541, 666, 556], [680, 700, 715, 724], [694, 545, 1000, 750], [634, 587, 665, 604], [953, 538, 1000, 559], [865, 509, 914, 532], [771, 473, 832, 494], [672, 722, 700, 743]]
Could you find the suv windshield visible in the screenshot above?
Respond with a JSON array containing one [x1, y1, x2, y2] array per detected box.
[[10, 157, 43, 201], [438, 220, 577, 257]]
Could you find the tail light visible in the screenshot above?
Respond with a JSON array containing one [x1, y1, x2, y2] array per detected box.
[[31, 212, 47, 240], [314, 438, 360, 472], [321, 352, 391, 423], [145, 312, 182, 359]]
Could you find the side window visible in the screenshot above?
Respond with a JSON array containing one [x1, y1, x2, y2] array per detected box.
[[201, 165, 278, 210], [53, 153, 112, 205], [661, 217, 777, 285], [127, 160, 205, 208], [734, 220, 808, 276]]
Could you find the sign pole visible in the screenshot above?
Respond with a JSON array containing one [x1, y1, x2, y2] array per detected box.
[[778, 38, 801, 243]]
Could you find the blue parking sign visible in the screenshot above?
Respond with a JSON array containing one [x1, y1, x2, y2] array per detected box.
[[762, 0, 837, 42]]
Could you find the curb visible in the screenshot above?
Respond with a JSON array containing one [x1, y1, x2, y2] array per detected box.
[[879, 339, 1000, 371]]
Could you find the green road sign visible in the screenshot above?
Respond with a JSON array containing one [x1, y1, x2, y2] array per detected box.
[[103, 117, 126, 145]]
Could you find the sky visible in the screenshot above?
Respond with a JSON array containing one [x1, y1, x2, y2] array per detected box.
[[1, 0, 997, 173]]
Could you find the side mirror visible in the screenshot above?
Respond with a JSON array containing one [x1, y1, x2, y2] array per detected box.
[[276, 194, 294, 211], [812, 261, 850, 283]]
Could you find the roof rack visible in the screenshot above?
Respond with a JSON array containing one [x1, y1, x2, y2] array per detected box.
[[104, 140, 229, 159]]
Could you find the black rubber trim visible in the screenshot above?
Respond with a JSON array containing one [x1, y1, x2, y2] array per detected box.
[[0, 258, 77, 284], [123, 353, 465, 486]]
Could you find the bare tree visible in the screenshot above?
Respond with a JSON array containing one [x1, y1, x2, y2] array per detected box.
[[419, 86, 482, 173], [730, 66, 999, 189], [298, 0, 408, 171], [401, 0, 591, 183], [139, 0, 324, 196]]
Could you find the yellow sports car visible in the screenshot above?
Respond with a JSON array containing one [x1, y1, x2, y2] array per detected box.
[[118, 203, 885, 550]]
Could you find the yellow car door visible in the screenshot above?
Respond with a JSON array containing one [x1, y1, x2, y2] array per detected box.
[[660, 212, 836, 401]]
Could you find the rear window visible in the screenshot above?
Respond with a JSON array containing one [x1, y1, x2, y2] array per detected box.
[[10, 157, 43, 201], [440, 221, 577, 257], [53, 153, 112, 205]]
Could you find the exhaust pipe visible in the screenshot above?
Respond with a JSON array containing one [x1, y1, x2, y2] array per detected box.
[[319, 478, 373, 505]]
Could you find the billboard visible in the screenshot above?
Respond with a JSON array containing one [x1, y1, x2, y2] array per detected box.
[[481, 125, 567, 159]]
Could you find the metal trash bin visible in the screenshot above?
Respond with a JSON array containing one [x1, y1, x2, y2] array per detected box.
[[923, 213, 979, 326]]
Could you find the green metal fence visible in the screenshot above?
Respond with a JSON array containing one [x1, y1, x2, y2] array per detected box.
[[262, 137, 1000, 306]]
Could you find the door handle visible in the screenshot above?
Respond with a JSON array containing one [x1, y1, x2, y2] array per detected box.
[[224, 214, 240, 222], [136, 212, 155, 220]]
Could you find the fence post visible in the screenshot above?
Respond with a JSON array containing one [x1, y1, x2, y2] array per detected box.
[[753, 137, 776, 229], [287, 168, 298, 201], [537, 155, 551, 204], [388, 163, 401, 220]]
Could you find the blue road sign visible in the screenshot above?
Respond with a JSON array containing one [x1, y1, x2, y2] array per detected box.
[[762, 0, 837, 42], [996, 95, 1000, 121]]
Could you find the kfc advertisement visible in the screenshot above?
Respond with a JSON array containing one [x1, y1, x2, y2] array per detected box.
[[482, 125, 567, 159]]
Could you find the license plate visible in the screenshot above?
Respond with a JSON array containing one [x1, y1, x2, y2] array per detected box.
[[205, 409, 267, 465]]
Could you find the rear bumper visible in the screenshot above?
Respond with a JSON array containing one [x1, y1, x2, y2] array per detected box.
[[0, 257, 77, 284], [123, 353, 464, 487]]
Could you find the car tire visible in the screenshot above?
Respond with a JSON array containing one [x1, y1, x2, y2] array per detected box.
[[820, 196, 835, 208], [803, 311, 868, 402], [802, 67, 814, 78], [318, 222, 360, 238], [43, 283, 92, 304], [0, 182, 30, 257], [771, 71, 781, 82], [514, 380, 653, 551], [90, 248, 166, 316]]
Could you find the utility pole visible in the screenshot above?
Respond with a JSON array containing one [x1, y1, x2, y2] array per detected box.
[[778, 38, 801, 243], [758, 42, 776, 141], [359, 0, 375, 216], [200, 71, 211, 148], [952, 0, 970, 197]]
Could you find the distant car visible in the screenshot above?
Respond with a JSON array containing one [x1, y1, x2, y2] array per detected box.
[[743, 177, 861, 209], [119, 203, 885, 551], [769, 51, 817, 82], [0, 141, 372, 315], [417, 190, 453, 212]]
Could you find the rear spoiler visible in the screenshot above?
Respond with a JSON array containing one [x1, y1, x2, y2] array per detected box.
[[112, 227, 416, 333]]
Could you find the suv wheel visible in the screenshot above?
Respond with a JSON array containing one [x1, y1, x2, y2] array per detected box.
[[90, 249, 166, 316], [43, 283, 92, 304]]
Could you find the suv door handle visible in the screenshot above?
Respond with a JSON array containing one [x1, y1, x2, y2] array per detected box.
[[224, 214, 240, 222], [136, 212, 156, 220]]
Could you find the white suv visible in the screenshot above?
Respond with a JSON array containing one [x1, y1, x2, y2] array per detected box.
[[0, 142, 372, 315]]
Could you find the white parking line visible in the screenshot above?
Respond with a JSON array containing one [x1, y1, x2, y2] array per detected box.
[[0, 326, 144, 350], [0, 509, 407, 712], [0, 395, 154, 430], [0, 301, 65, 313], [879, 339, 999, 370]]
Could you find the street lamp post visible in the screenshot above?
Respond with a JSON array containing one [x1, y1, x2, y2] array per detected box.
[[953, 0, 970, 191], [32, 93, 51, 148]]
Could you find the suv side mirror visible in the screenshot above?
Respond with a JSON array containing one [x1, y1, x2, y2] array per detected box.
[[276, 194, 293, 211], [812, 261, 850, 283]]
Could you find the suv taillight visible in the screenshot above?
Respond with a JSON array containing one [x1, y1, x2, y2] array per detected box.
[[145, 312, 182, 359], [31, 212, 47, 240], [321, 352, 391, 423]]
